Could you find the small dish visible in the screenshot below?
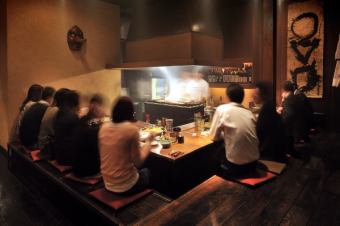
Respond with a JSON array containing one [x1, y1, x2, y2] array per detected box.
[[160, 140, 171, 149]]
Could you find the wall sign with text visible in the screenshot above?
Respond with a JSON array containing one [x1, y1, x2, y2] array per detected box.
[[204, 62, 253, 85]]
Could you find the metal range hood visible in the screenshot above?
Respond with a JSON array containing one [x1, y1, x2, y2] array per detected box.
[[117, 0, 225, 68]]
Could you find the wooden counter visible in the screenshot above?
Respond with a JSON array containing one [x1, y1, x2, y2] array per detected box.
[[145, 126, 220, 198], [153, 127, 213, 161]]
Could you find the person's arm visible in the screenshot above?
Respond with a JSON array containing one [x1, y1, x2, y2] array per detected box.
[[209, 109, 223, 141], [130, 130, 152, 168]]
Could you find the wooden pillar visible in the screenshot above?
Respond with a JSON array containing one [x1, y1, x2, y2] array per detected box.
[[275, 0, 288, 105], [252, 0, 275, 96], [0, 0, 7, 100], [0, 0, 9, 145]]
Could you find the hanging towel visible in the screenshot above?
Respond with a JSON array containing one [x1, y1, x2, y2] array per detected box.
[[332, 34, 340, 87]]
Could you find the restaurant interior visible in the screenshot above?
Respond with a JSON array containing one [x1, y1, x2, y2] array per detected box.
[[1, 0, 340, 225]]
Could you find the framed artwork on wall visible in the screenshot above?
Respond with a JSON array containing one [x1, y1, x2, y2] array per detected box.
[[287, 0, 324, 98]]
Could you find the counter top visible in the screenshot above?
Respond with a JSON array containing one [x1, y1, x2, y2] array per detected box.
[[151, 127, 213, 161]]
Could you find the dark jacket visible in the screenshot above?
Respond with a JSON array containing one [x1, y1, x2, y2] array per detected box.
[[72, 113, 102, 177], [256, 101, 287, 162], [19, 102, 48, 149], [54, 109, 80, 165], [282, 93, 313, 142]]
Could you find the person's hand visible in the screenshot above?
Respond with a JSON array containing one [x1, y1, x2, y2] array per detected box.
[[146, 132, 156, 143], [276, 106, 283, 114]]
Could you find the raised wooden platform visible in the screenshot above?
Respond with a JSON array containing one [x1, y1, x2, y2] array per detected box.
[[136, 131, 340, 225], [7, 144, 171, 226], [7, 131, 340, 225]]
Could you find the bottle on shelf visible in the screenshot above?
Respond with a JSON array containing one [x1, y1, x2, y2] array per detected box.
[[145, 113, 151, 125]]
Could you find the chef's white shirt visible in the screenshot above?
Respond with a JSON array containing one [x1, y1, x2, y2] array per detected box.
[[209, 102, 260, 165], [186, 79, 209, 102]]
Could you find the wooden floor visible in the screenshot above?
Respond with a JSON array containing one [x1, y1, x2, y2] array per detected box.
[[136, 131, 340, 226], [1, 131, 340, 225]]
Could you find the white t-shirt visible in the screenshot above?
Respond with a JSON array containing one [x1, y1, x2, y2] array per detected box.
[[99, 122, 145, 193], [209, 102, 259, 165]]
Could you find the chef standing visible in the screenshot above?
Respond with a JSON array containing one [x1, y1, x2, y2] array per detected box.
[[186, 69, 210, 103]]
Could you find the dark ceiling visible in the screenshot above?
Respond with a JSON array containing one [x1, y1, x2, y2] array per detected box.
[[100, 0, 136, 8], [100, 0, 251, 9]]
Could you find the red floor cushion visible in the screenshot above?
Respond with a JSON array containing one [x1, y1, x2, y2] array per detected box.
[[64, 173, 102, 185], [30, 150, 43, 162], [223, 168, 277, 187], [48, 160, 72, 173], [89, 187, 153, 210]]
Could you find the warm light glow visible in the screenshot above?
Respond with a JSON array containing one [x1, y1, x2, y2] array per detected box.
[[192, 24, 200, 32]]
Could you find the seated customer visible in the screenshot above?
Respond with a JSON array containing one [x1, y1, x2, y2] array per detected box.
[[19, 86, 56, 149], [252, 82, 287, 162], [9, 84, 43, 144], [99, 96, 153, 195], [38, 88, 70, 158], [278, 81, 312, 144], [54, 90, 80, 165], [72, 94, 107, 178], [209, 83, 259, 176]]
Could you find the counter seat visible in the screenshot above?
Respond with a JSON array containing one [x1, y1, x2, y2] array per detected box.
[[7, 144, 171, 226]]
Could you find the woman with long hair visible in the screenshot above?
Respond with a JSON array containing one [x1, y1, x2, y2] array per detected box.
[[9, 84, 43, 144]]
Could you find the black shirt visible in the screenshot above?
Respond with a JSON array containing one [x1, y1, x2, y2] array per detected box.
[[19, 102, 48, 149], [282, 93, 312, 141], [256, 101, 287, 162], [54, 109, 80, 165], [72, 114, 102, 177]]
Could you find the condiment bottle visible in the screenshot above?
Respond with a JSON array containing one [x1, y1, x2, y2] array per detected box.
[[177, 132, 184, 144]]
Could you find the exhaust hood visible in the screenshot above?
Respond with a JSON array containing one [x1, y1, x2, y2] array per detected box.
[[113, 0, 226, 68]]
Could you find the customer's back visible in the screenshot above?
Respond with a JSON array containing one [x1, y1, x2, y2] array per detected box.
[[99, 96, 152, 194], [99, 121, 140, 190], [253, 82, 287, 162], [38, 88, 70, 158], [214, 103, 259, 164], [73, 94, 106, 177], [54, 90, 80, 165], [281, 82, 312, 142], [19, 87, 55, 149], [210, 84, 259, 165]]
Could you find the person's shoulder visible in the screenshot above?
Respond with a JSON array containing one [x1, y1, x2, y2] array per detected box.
[[122, 122, 139, 132], [216, 103, 229, 111], [48, 106, 59, 112]]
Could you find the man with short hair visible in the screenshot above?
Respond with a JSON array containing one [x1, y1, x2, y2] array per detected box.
[[210, 83, 259, 176], [19, 87, 56, 149]]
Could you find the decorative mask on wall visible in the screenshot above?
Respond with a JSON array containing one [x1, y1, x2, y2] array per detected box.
[[67, 25, 86, 51]]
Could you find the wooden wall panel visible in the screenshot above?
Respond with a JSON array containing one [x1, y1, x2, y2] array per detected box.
[[0, 0, 9, 147], [252, 0, 274, 88], [276, 0, 289, 104]]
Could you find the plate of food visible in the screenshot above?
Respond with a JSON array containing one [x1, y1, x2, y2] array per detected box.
[[150, 142, 162, 154], [139, 130, 150, 141], [142, 126, 163, 135]]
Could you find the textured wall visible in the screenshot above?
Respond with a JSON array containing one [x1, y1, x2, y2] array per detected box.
[[210, 87, 254, 108], [44, 69, 122, 115], [5, 0, 120, 146]]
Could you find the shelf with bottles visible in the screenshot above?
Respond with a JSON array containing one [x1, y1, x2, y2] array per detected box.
[[204, 62, 253, 86]]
